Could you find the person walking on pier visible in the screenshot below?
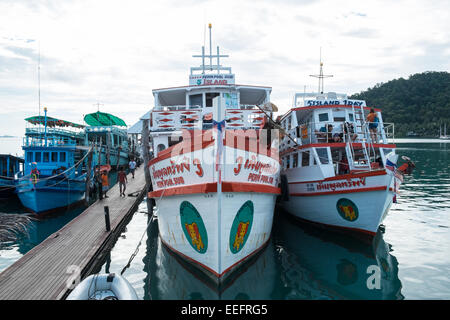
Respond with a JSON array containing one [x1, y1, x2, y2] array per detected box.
[[129, 158, 137, 179], [94, 165, 103, 200], [101, 170, 109, 199], [118, 166, 127, 197]]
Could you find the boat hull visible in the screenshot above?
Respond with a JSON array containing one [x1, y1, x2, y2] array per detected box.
[[0, 179, 16, 198], [155, 192, 276, 282], [282, 171, 400, 236], [148, 130, 280, 281], [16, 179, 86, 214]]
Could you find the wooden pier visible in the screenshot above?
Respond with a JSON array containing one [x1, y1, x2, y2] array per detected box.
[[0, 166, 147, 300]]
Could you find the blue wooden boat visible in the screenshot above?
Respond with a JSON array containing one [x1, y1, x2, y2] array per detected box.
[[0, 154, 24, 198], [84, 111, 130, 169], [15, 109, 90, 215]]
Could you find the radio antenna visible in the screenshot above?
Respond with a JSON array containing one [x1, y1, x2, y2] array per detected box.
[[309, 47, 333, 94]]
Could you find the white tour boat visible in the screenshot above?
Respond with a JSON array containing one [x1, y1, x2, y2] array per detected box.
[[279, 68, 404, 238], [146, 25, 280, 282]]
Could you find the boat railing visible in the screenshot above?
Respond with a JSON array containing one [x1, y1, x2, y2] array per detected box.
[[23, 136, 78, 148], [281, 121, 395, 148], [150, 104, 266, 131], [26, 127, 84, 138]]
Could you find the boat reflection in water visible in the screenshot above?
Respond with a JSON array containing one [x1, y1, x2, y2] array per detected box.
[[273, 211, 404, 300], [144, 213, 278, 300], [139, 207, 402, 300]]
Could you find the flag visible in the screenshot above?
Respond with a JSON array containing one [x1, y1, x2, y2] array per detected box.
[[385, 159, 396, 172], [213, 120, 226, 183]]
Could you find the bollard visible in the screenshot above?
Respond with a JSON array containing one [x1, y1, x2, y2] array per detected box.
[[104, 206, 111, 232]]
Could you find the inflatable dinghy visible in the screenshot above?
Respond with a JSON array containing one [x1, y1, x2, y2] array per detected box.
[[66, 273, 138, 300]]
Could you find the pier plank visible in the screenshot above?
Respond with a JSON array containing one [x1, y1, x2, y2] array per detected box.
[[0, 166, 147, 300]]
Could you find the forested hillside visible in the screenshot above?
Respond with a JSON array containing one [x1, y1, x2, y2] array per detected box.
[[349, 71, 450, 137]]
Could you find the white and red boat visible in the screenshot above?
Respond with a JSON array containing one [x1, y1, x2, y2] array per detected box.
[[146, 27, 280, 282], [279, 75, 405, 239]]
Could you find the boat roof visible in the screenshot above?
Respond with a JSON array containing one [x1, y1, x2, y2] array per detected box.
[[279, 91, 380, 122], [25, 115, 85, 128], [84, 111, 127, 127], [153, 84, 271, 107], [127, 111, 150, 134], [0, 154, 24, 162]]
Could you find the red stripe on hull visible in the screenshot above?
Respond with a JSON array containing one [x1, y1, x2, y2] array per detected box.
[[159, 234, 271, 280], [288, 169, 388, 185], [148, 182, 281, 198], [284, 212, 377, 243], [290, 186, 388, 196], [281, 143, 396, 156]]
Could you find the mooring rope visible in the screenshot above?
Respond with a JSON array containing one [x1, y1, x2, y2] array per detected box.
[[120, 188, 163, 276]]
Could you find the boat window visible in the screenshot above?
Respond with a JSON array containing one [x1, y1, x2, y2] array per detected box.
[[293, 153, 298, 168], [287, 116, 292, 130], [301, 151, 309, 167], [157, 144, 166, 153], [59, 152, 66, 162], [51, 152, 58, 162], [318, 113, 329, 122], [348, 113, 354, 121], [43, 152, 49, 162], [333, 117, 345, 122], [206, 93, 220, 107], [189, 94, 203, 107], [27, 152, 33, 163], [223, 92, 238, 108], [316, 148, 329, 164], [286, 155, 290, 169], [35, 152, 41, 162]]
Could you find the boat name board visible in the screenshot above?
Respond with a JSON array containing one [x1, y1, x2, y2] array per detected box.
[[189, 74, 235, 86], [304, 99, 366, 107], [303, 177, 367, 193], [150, 146, 280, 191], [151, 156, 204, 189], [233, 155, 279, 186]]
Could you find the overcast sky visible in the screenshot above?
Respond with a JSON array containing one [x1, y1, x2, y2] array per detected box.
[[1, 0, 449, 138]]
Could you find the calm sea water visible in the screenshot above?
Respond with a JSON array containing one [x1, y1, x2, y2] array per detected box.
[[1, 140, 449, 299]]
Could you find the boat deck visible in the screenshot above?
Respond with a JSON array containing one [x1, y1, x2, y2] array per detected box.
[[0, 166, 147, 300]]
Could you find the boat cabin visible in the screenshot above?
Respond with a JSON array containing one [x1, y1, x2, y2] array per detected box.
[[22, 114, 85, 177], [84, 112, 130, 155], [0, 154, 24, 178], [149, 44, 272, 157], [279, 92, 396, 181]]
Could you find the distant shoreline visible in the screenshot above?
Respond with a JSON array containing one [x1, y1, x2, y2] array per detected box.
[[0, 135, 18, 138]]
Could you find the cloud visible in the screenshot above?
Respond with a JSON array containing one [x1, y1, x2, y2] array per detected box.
[[341, 27, 379, 39], [0, 0, 449, 142]]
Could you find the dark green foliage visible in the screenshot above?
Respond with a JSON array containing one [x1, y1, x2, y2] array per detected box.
[[349, 71, 450, 137]]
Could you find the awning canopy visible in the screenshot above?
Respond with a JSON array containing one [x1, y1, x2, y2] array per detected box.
[[25, 115, 85, 128], [84, 112, 127, 127]]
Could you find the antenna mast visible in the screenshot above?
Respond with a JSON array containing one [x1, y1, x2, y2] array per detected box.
[[309, 48, 333, 94], [191, 23, 231, 75], [38, 42, 41, 125]]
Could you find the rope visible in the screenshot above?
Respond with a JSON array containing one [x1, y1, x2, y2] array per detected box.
[[120, 188, 164, 276]]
